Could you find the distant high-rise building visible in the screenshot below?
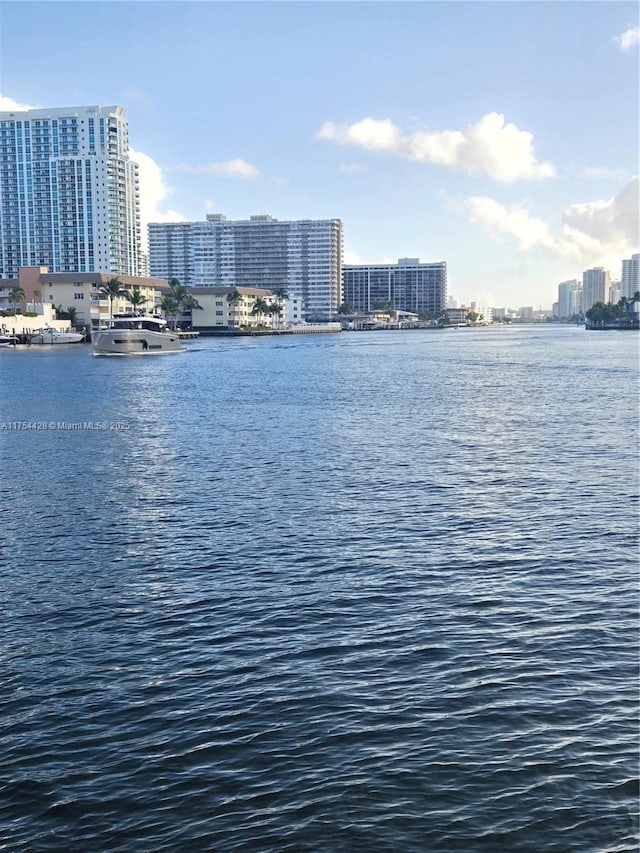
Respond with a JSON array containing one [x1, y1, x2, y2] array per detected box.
[[148, 213, 343, 318], [0, 105, 141, 279], [342, 257, 447, 316], [609, 281, 621, 304], [557, 279, 581, 318], [582, 267, 610, 312], [621, 253, 639, 299]]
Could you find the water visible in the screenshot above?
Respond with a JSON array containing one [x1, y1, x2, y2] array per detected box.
[[0, 325, 638, 852]]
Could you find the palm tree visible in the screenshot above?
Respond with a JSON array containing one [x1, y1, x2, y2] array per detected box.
[[226, 288, 242, 327], [98, 277, 128, 319], [268, 302, 283, 328], [124, 286, 148, 312], [160, 295, 180, 329], [251, 297, 270, 326], [66, 306, 78, 328], [10, 285, 25, 314], [180, 290, 202, 313], [271, 288, 288, 327], [167, 277, 202, 327]]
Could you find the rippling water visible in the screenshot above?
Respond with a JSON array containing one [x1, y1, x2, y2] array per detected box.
[[1, 325, 638, 852]]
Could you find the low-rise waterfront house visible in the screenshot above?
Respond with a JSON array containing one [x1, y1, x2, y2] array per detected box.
[[444, 307, 468, 325], [187, 286, 280, 331], [0, 266, 168, 332]]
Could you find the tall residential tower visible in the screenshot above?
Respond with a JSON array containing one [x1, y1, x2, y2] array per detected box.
[[0, 105, 141, 278], [148, 214, 343, 318], [342, 257, 447, 316], [621, 253, 639, 300], [556, 279, 581, 318], [582, 266, 610, 313]]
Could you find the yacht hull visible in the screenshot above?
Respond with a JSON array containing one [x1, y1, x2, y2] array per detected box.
[[30, 331, 84, 344], [93, 329, 186, 356]]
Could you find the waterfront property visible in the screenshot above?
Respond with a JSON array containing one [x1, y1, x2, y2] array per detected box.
[[186, 286, 279, 331], [148, 214, 343, 319], [585, 297, 640, 330], [342, 257, 447, 316], [0, 105, 142, 279], [0, 298, 77, 340], [0, 266, 169, 333]]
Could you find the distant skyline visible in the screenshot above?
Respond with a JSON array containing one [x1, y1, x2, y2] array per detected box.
[[0, 1, 638, 307]]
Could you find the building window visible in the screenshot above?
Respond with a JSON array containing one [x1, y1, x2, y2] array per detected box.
[[74, 292, 85, 300]]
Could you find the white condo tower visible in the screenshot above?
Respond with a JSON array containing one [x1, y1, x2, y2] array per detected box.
[[0, 105, 141, 278]]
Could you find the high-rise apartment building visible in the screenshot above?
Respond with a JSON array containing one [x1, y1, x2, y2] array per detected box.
[[621, 253, 639, 300], [0, 105, 141, 279], [342, 257, 447, 316], [582, 267, 610, 313], [148, 214, 343, 318], [557, 279, 581, 318]]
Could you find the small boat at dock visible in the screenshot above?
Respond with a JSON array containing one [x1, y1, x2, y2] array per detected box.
[[30, 327, 84, 345]]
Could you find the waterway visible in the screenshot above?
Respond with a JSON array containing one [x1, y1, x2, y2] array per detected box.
[[0, 325, 638, 852]]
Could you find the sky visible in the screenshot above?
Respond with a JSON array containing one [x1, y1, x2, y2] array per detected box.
[[0, 0, 638, 308]]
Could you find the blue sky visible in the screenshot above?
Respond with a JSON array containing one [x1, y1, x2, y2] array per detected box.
[[1, 1, 638, 308]]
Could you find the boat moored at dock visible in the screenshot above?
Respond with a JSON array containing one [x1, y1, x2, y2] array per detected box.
[[30, 327, 84, 345], [92, 313, 186, 356]]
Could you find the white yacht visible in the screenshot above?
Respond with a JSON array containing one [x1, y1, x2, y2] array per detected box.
[[92, 313, 186, 357], [30, 327, 84, 345]]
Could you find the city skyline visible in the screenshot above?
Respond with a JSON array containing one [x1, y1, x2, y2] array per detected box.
[[0, 1, 638, 308]]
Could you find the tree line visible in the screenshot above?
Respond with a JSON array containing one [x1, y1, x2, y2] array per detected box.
[[586, 292, 640, 328]]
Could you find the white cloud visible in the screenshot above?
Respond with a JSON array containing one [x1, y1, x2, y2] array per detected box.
[[318, 112, 555, 182], [465, 177, 639, 270], [615, 25, 640, 50], [0, 94, 37, 111], [344, 249, 363, 264], [563, 177, 639, 248], [129, 148, 186, 248], [467, 196, 562, 253], [178, 158, 260, 179]]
